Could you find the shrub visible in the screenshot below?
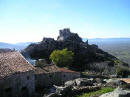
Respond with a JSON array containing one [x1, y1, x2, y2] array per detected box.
[[114, 60, 123, 65], [50, 48, 74, 67], [116, 66, 130, 77]]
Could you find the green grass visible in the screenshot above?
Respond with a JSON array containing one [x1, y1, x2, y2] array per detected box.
[[76, 87, 115, 97]]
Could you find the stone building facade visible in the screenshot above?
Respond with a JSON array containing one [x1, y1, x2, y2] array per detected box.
[[35, 65, 80, 89], [0, 51, 35, 97]]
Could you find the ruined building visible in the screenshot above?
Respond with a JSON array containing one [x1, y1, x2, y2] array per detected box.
[[0, 51, 35, 97]]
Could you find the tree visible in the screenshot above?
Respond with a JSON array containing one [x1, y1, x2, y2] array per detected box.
[[50, 48, 74, 67]]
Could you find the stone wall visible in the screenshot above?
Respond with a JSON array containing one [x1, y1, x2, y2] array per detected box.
[[35, 72, 80, 89], [61, 72, 80, 84], [0, 71, 35, 97], [35, 72, 62, 88]]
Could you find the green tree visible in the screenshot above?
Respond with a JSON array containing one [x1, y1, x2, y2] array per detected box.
[[50, 48, 74, 67]]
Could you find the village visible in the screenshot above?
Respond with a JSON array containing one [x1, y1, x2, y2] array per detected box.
[[0, 45, 130, 97], [0, 50, 82, 97], [0, 0, 130, 96]]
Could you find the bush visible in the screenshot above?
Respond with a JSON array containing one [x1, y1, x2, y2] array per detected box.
[[50, 48, 74, 67], [114, 60, 123, 65], [116, 66, 130, 77]]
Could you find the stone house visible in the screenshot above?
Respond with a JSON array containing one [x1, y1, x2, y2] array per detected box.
[[34, 65, 80, 89], [0, 51, 35, 97]]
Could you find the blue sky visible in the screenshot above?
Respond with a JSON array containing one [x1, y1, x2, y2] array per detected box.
[[0, 0, 130, 43]]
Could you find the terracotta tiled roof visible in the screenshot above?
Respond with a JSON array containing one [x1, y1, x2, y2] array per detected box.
[[121, 78, 130, 84], [34, 67, 48, 74], [58, 68, 78, 73], [35, 65, 79, 74], [43, 65, 60, 73], [0, 51, 34, 79]]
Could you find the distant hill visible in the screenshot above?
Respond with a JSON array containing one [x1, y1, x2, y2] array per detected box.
[[0, 42, 32, 50], [86, 38, 130, 65]]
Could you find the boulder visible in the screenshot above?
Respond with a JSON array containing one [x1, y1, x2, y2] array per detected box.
[[64, 80, 76, 87], [106, 79, 128, 88], [55, 86, 72, 96], [75, 78, 93, 86], [100, 88, 130, 97]]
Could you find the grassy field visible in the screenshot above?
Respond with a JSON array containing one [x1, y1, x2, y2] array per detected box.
[[76, 87, 114, 97]]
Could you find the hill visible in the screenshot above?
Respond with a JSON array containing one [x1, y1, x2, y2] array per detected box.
[[0, 42, 32, 50], [22, 28, 129, 74], [88, 38, 130, 66]]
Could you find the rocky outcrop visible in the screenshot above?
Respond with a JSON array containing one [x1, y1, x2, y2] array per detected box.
[[45, 78, 101, 97], [22, 28, 128, 72], [44, 78, 130, 97], [22, 38, 57, 60], [100, 88, 130, 97]]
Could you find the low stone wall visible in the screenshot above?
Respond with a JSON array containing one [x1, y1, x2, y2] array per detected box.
[[35, 72, 80, 90]]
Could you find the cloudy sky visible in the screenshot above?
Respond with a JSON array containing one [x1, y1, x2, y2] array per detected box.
[[0, 0, 130, 43]]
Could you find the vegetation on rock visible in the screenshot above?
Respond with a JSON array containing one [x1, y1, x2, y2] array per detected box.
[[76, 87, 114, 97], [116, 66, 130, 77]]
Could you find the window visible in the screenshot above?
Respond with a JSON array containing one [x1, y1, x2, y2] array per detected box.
[[63, 75, 66, 77], [27, 76, 30, 80]]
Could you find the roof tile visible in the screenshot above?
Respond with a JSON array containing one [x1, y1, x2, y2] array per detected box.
[[0, 51, 34, 78]]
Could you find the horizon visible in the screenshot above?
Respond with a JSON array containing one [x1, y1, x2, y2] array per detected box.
[[0, 0, 130, 43], [1, 37, 130, 44]]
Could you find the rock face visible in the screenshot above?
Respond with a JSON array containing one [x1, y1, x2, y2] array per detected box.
[[100, 88, 130, 97], [22, 28, 128, 72], [23, 38, 57, 60]]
